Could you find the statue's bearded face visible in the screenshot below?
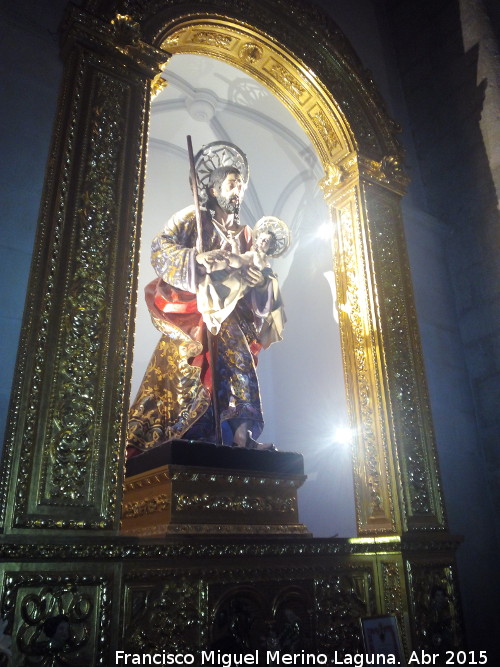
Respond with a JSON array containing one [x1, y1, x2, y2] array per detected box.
[[213, 172, 243, 214]]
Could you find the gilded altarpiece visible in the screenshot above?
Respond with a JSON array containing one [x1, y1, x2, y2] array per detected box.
[[0, 0, 463, 662]]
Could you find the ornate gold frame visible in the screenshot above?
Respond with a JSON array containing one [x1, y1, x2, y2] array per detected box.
[[0, 0, 446, 537]]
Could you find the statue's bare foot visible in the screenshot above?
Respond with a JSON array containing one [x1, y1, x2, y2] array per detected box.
[[232, 440, 277, 451], [246, 437, 277, 452], [231, 426, 277, 451]]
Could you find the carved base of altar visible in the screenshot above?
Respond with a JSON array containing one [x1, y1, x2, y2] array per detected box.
[[0, 533, 465, 663], [121, 440, 310, 537]]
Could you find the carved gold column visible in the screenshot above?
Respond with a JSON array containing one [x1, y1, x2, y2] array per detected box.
[[322, 153, 447, 535], [0, 8, 169, 534]]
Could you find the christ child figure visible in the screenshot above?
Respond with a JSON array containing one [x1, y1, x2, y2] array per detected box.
[[197, 216, 290, 334]]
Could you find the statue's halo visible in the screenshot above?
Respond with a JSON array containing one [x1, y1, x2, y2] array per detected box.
[[194, 141, 249, 201]]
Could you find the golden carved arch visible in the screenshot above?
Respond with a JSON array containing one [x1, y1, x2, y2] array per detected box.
[[157, 19, 354, 164], [0, 0, 446, 538]]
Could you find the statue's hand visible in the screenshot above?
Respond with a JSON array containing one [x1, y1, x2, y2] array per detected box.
[[241, 264, 266, 287], [196, 250, 229, 271]]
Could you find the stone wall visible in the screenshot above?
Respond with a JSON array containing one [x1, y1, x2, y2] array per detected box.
[[0, 1, 70, 442], [380, 0, 500, 653]]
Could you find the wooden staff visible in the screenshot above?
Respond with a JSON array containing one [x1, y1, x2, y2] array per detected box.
[[186, 136, 223, 445], [187, 135, 204, 254]]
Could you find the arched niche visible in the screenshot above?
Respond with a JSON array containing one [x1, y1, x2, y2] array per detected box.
[[0, 0, 446, 537], [133, 52, 354, 537]]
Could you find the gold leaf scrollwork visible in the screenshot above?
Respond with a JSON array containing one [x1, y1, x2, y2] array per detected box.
[[268, 62, 305, 99], [123, 494, 171, 519], [409, 564, 463, 651], [319, 164, 344, 199], [191, 31, 233, 49], [239, 42, 264, 64], [174, 493, 294, 513], [151, 73, 168, 98], [338, 206, 388, 521], [125, 580, 200, 654], [369, 189, 434, 516], [16, 585, 94, 661], [381, 154, 404, 179], [315, 574, 373, 654], [161, 28, 190, 48], [110, 14, 140, 47], [310, 106, 340, 155], [360, 154, 408, 192], [50, 395, 93, 501], [382, 562, 403, 616], [43, 73, 126, 505]]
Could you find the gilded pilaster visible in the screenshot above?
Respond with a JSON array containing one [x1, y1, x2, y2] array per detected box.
[[359, 171, 446, 532], [315, 567, 376, 655], [405, 541, 465, 652], [322, 158, 399, 535], [378, 554, 410, 655], [322, 153, 446, 535], [0, 7, 169, 533]]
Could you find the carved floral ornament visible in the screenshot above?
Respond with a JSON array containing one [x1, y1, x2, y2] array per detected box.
[[110, 13, 140, 46]]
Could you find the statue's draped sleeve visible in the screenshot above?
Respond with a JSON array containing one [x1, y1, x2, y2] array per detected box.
[[151, 205, 198, 293], [248, 271, 286, 349]]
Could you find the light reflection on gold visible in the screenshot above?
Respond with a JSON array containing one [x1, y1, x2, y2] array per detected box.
[[349, 536, 401, 544]]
